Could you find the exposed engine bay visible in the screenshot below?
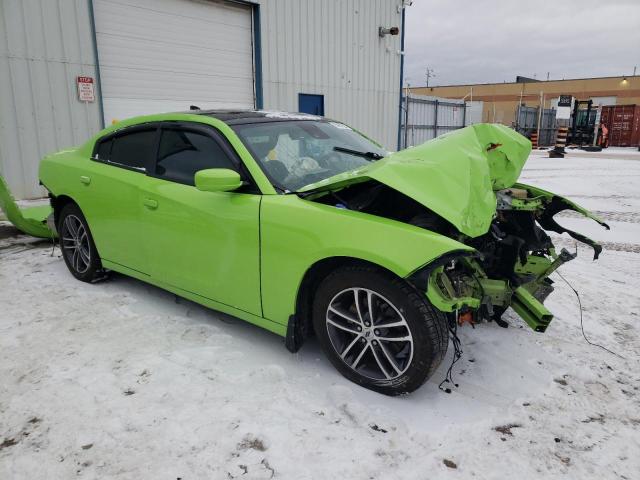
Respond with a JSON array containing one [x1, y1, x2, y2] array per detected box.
[[304, 180, 610, 332]]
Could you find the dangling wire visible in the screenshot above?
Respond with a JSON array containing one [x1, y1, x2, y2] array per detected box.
[[50, 230, 57, 257], [555, 271, 625, 360], [439, 309, 464, 394]]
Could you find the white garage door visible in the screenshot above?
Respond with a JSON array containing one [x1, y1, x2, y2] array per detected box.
[[94, 0, 255, 124]]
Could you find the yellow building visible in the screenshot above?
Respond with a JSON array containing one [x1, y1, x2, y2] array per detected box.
[[410, 75, 640, 127]]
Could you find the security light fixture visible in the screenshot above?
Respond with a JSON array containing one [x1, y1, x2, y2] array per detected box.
[[379, 26, 399, 37]]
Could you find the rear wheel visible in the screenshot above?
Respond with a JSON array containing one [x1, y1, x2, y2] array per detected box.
[[312, 265, 448, 395], [58, 203, 103, 282]]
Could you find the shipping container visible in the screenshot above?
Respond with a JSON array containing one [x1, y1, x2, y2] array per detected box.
[[601, 105, 640, 147]]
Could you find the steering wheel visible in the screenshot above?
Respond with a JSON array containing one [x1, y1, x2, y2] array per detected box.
[[319, 152, 342, 169]]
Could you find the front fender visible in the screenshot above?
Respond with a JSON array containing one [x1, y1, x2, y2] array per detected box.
[[515, 182, 610, 259], [260, 195, 474, 325], [0, 174, 53, 238]]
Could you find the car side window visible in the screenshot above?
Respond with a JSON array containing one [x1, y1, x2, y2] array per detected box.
[[95, 138, 113, 162], [155, 128, 237, 185], [109, 130, 156, 171], [94, 129, 156, 171]]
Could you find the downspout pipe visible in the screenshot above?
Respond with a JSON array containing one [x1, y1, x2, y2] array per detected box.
[[252, 4, 264, 109], [87, 0, 105, 129], [396, 6, 406, 151]]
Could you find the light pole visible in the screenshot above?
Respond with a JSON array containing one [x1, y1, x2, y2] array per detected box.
[[425, 68, 435, 88], [403, 82, 410, 149]]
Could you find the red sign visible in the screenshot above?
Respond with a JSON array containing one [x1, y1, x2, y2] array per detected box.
[[76, 76, 95, 102]]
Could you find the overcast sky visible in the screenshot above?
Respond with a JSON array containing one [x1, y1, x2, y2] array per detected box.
[[404, 0, 640, 87]]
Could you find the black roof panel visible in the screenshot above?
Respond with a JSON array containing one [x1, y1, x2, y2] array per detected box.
[[184, 109, 325, 125]]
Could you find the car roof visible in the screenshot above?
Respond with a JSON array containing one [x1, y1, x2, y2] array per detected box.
[[186, 109, 325, 125]]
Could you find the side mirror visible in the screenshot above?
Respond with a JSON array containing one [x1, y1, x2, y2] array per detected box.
[[194, 168, 243, 192]]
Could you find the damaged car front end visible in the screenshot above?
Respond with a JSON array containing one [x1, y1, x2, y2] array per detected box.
[[413, 183, 610, 332], [299, 123, 609, 333]]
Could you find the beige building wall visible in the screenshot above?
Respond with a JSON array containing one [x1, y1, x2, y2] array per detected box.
[[410, 76, 640, 126]]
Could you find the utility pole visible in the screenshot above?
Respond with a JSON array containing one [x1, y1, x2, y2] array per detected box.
[[425, 68, 435, 87]]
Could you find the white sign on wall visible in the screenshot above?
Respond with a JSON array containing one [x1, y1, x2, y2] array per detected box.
[[76, 76, 95, 102], [556, 94, 572, 120]]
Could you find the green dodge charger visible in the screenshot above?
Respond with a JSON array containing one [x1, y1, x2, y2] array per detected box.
[[38, 110, 608, 395]]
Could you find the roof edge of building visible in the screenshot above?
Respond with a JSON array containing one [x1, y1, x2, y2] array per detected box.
[[411, 75, 639, 90]]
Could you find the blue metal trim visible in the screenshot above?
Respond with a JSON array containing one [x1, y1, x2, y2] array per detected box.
[[396, 6, 406, 150], [87, 0, 105, 129], [252, 4, 264, 109]]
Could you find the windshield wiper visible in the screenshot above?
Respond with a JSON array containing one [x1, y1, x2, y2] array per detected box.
[[333, 146, 383, 160]]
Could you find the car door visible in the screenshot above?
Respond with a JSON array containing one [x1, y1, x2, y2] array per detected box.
[[138, 122, 262, 316], [82, 125, 158, 274]]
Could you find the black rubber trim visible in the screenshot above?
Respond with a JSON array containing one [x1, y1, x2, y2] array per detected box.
[[285, 314, 303, 353]]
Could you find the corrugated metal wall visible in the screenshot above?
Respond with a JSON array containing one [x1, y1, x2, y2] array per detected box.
[[400, 94, 467, 148], [258, 0, 402, 150], [465, 101, 483, 125], [1, 0, 402, 199], [0, 0, 102, 199]]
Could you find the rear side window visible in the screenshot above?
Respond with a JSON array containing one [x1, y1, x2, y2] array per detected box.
[[155, 129, 236, 185], [95, 138, 112, 162], [107, 130, 156, 171]]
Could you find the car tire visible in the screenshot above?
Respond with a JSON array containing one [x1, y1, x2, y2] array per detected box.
[[312, 264, 448, 396], [58, 203, 104, 283]]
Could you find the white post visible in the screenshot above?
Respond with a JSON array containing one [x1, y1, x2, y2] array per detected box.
[[592, 104, 603, 147], [536, 91, 543, 145]]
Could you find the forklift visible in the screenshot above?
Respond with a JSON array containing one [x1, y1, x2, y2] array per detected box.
[[567, 99, 598, 147]]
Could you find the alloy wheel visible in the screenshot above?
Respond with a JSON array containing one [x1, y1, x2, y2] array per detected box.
[[61, 214, 91, 274], [325, 287, 414, 380]]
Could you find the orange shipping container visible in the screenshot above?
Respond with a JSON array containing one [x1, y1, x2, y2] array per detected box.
[[600, 105, 640, 147]]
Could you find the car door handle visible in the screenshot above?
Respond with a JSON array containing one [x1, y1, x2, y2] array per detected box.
[[80, 175, 91, 185], [143, 198, 158, 210]]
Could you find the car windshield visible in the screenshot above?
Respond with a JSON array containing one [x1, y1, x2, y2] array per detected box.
[[232, 120, 387, 191]]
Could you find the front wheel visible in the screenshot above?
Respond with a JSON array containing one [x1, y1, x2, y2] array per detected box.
[[312, 265, 448, 395], [58, 203, 104, 282]]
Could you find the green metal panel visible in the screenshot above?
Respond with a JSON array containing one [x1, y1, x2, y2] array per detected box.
[[259, 194, 472, 324], [138, 175, 263, 317]]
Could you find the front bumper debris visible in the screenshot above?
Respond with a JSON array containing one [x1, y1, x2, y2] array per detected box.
[[418, 247, 579, 332]]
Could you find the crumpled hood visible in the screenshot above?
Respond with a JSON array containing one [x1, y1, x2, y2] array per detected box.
[[299, 123, 532, 237]]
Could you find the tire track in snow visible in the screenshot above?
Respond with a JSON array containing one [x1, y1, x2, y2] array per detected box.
[[550, 236, 640, 254], [555, 210, 640, 224]]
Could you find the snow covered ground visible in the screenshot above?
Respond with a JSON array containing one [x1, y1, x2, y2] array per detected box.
[[1, 148, 639, 479]]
